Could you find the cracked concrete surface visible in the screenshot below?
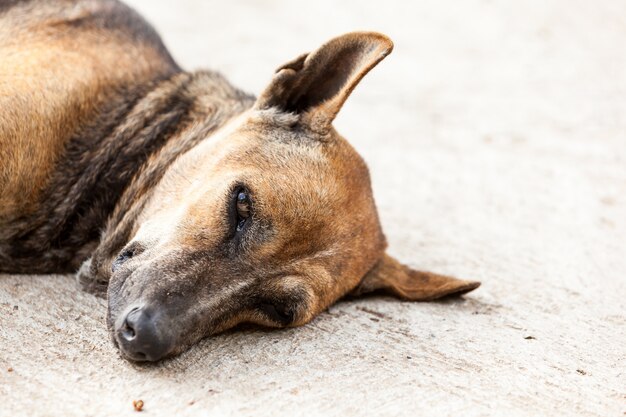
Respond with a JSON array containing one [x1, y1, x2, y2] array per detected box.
[[1, 0, 625, 415]]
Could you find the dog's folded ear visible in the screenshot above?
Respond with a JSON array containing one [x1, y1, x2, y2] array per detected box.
[[350, 253, 480, 301], [255, 31, 393, 132]]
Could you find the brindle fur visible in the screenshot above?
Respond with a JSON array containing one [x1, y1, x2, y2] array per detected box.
[[0, 0, 479, 361], [0, 0, 252, 272]]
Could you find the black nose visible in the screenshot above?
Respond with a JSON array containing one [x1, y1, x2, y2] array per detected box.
[[117, 307, 171, 362]]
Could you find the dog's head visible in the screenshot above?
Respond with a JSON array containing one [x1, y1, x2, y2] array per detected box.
[[91, 32, 479, 361]]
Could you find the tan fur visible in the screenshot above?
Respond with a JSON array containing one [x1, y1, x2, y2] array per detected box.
[[0, 0, 174, 218], [0, 1, 480, 361]]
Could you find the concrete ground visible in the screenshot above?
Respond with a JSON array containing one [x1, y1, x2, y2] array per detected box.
[[1, 0, 625, 415]]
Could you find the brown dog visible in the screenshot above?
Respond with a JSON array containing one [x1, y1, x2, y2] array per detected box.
[[0, 0, 480, 361]]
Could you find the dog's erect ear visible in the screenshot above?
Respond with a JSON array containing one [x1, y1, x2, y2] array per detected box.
[[351, 254, 480, 301], [255, 32, 393, 132]]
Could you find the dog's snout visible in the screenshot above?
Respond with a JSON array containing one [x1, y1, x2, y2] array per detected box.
[[116, 307, 171, 362], [120, 307, 141, 342]]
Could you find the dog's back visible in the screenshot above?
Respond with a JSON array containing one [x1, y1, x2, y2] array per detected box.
[[0, 0, 179, 219]]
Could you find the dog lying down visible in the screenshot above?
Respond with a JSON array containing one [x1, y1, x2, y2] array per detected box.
[[0, 0, 480, 361]]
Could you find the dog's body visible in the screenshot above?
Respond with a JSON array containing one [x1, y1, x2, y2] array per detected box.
[[1, 0, 479, 361], [0, 0, 250, 271]]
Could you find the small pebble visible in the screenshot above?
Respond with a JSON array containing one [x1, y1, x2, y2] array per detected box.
[[133, 400, 144, 412]]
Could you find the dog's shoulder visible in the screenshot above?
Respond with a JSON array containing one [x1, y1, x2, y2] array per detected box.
[[0, 0, 180, 220]]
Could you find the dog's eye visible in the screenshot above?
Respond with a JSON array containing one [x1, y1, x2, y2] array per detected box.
[[112, 248, 135, 272], [235, 190, 251, 232]]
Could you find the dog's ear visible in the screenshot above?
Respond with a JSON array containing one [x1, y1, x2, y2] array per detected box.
[[255, 32, 393, 132], [350, 253, 480, 301]]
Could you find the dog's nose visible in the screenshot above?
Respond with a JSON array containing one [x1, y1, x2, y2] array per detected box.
[[117, 307, 171, 362]]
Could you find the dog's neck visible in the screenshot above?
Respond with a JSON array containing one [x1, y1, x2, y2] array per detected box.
[[0, 70, 253, 274]]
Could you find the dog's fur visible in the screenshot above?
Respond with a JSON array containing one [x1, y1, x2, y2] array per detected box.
[[0, 0, 480, 361]]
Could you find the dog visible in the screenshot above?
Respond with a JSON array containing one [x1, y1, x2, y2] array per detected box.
[[0, 0, 480, 361]]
